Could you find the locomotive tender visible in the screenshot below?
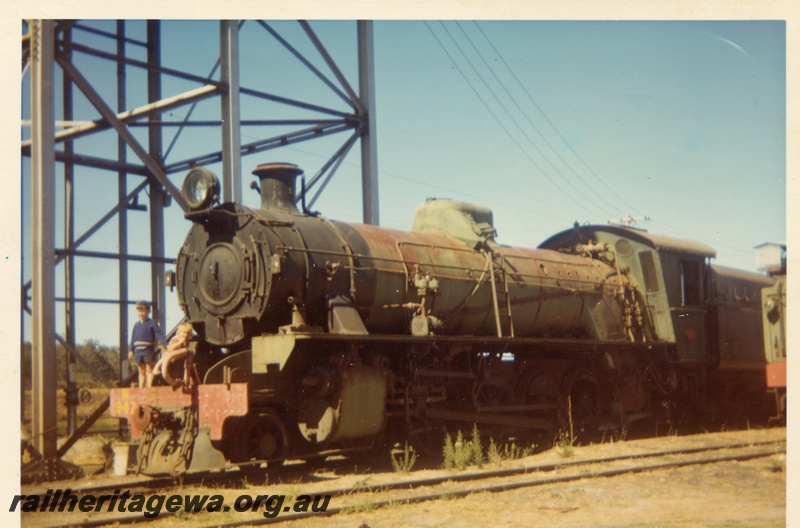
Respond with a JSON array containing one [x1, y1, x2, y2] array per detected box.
[[110, 162, 780, 475]]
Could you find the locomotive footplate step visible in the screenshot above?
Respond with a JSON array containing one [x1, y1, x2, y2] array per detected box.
[[139, 430, 226, 477]]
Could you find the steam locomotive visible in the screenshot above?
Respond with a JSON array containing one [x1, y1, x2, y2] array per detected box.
[[110, 162, 783, 476]]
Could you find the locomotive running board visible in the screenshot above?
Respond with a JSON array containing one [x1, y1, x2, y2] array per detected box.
[[426, 408, 553, 431], [253, 332, 660, 349]]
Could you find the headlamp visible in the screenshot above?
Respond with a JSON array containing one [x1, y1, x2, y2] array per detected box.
[[182, 167, 220, 211]]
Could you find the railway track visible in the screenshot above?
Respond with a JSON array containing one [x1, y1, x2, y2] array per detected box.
[[23, 436, 783, 498], [23, 453, 370, 500], [20, 434, 785, 528]]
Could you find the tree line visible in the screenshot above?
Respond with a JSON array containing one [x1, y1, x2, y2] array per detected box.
[[21, 340, 123, 390]]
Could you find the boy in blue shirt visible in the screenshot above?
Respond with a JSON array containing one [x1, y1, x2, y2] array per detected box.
[[129, 300, 167, 387]]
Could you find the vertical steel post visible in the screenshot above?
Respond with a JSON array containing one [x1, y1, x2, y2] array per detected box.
[[357, 21, 379, 226], [220, 20, 242, 204], [147, 20, 166, 328], [30, 19, 58, 463], [21, 253, 26, 424], [63, 25, 78, 437], [117, 21, 130, 406]]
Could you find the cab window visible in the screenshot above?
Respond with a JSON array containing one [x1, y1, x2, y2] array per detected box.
[[680, 260, 701, 306]]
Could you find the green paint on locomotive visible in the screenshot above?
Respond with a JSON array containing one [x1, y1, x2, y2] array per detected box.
[[541, 225, 777, 371], [762, 274, 787, 367], [540, 224, 715, 362]]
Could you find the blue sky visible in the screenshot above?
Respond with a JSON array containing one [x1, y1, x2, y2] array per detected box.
[[17, 19, 788, 347]]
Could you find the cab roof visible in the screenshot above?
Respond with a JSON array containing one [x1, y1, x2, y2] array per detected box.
[[539, 225, 717, 258]]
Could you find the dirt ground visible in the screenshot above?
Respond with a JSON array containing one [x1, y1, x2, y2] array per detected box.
[[272, 428, 788, 528], [18, 427, 786, 528], [306, 455, 786, 528]]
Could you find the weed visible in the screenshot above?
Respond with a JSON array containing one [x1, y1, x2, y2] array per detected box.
[[343, 498, 376, 514], [510, 441, 535, 460], [608, 426, 628, 443], [443, 430, 472, 470], [555, 395, 578, 457], [488, 437, 501, 466], [567, 394, 575, 441], [443, 432, 455, 464], [488, 436, 535, 466], [283, 484, 304, 503], [555, 430, 576, 458], [352, 476, 373, 491], [619, 426, 629, 441], [453, 430, 471, 469], [444, 426, 537, 470], [391, 442, 417, 473], [470, 424, 484, 468], [443, 425, 533, 470]]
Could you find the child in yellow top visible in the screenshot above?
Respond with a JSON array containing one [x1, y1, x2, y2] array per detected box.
[[156, 321, 194, 386], [166, 321, 193, 354]]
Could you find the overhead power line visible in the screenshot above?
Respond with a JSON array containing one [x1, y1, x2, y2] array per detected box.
[[455, 21, 628, 218], [471, 21, 647, 219], [425, 21, 611, 221]]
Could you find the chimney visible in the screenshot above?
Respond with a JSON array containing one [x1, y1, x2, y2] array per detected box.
[[252, 162, 303, 213]]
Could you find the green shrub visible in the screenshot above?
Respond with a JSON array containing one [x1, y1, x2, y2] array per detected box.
[[443, 426, 537, 470], [470, 424, 484, 468], [442, 426, 487, 470]]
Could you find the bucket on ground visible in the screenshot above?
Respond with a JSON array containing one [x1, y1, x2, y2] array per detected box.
[[112, 443, 129, 476]]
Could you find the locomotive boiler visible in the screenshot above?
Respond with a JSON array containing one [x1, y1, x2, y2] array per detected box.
[[110, 162, 778, 476], [176, 163, 639, 345]]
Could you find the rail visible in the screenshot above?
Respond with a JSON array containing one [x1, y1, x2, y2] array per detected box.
[[24, 435, 785, 527]]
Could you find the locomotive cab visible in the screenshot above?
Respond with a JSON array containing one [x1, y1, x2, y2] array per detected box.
[[539, 225, 717, 364], [541, 225, 778, 416]]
